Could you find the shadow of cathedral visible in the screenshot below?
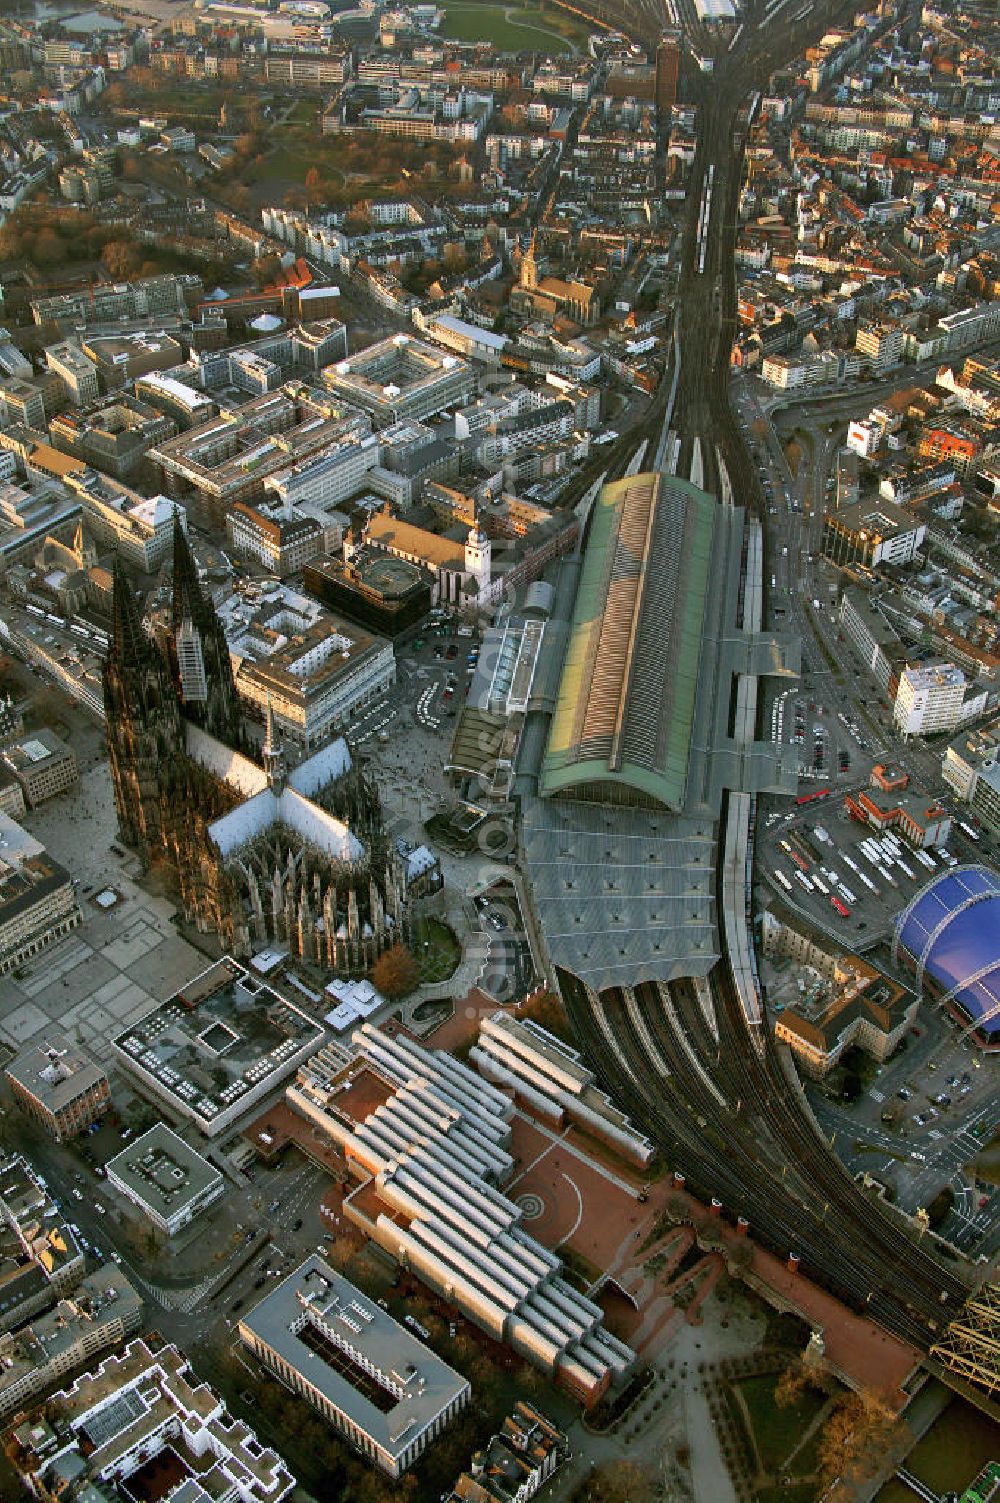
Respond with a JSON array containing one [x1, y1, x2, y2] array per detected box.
[[103, 519, 408, 973]]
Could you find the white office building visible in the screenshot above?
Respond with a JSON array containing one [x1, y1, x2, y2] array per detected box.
[[105, 1124, 225, 1236], [265, 433, 380, 512], [11, 1340, 294, 1502], [894, 663, 987, 739]]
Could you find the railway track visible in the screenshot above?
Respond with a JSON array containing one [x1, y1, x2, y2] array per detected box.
[[565, 968, 967, 1349], [546, 0, 977, 1356]]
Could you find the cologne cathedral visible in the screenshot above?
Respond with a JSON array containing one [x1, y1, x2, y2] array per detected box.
[[103, 519, 408, 971]]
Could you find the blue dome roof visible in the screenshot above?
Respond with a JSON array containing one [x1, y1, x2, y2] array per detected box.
[[895, 865, 1000, 1032]]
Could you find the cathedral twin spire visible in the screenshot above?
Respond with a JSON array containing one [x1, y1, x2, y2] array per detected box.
[[167, 514, 243, 746], [171, 511, 210, 633], [104, 517, 244, 831], [110, 554, 153, 668], [103, 531, 406, 967], [262, 695, 286, 794]]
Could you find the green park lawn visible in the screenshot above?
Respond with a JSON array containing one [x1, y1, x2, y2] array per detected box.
[[253, 146, 310, 183], [736, 1373, 827, 1475], [412, 916, 462, 983], [440, 2, 579, 51]]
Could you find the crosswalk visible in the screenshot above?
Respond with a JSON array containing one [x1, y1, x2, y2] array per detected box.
[[156, 1278, 213, 1314]]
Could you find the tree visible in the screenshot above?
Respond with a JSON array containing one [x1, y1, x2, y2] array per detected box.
[[372, 942, 421, 999], [0, 225, 23, 262], [584, 1461, 654, 1503], [323, 1233, 356, 1269], [698, 1224, 725, 1253], [665, 1191, 690, 1223], [816, 1390, 908, 1502], [104, 239, 139, 278], [443, 242, 468, 274], [518, 989, 573, 1043], [343, 207, 371, 236], [250, 253, 282, 288], [304, 166, 323, 199], [775, 1360, 813, 1409], [727, 1238, 753, 1271], [33, 227, 66, 267]]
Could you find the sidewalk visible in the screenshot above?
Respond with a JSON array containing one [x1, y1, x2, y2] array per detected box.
[[685, 1379, 739, 1503]]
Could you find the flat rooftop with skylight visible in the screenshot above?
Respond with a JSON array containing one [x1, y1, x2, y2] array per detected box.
[[105, 1123, 224, 1237], [111, 957, 324, 1137], [239, 1256, 470, 1478]]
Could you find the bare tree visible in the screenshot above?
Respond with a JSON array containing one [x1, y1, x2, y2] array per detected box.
[[372, 942, 420, 999], [816, 1389, 909, 1502]]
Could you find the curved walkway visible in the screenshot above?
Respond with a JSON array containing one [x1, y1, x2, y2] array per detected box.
[[501, 5, 581, 53]]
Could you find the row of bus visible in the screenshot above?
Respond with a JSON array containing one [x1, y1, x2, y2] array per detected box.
[[774, 858, 857, 907], [775, 810, 966, 925], [855, 831, 959, 888], [24, 602, 109, 650], [776, 823, 966, 919], [773, 864, 854, 918]]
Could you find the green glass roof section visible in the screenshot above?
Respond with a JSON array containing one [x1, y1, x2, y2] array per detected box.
[[540, 472, 717, 811]]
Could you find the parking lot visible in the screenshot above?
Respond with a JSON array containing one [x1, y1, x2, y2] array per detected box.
[[475, 881, 537, 1002], [337, 616, 481, 754], [805, 1004, 1000, 1256], [769, 693, 863, 785], [759, 793, 961, 946]]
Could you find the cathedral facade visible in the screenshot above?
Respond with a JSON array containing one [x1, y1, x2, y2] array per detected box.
[[103, 522, 408, 972]]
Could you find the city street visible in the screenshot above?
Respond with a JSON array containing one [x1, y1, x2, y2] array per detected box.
[[806, 1014, 1000, 1256], [734, 354, 1000, 1264], [3, 1094, 345, 1343], [476, 882, 537, 1002]]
